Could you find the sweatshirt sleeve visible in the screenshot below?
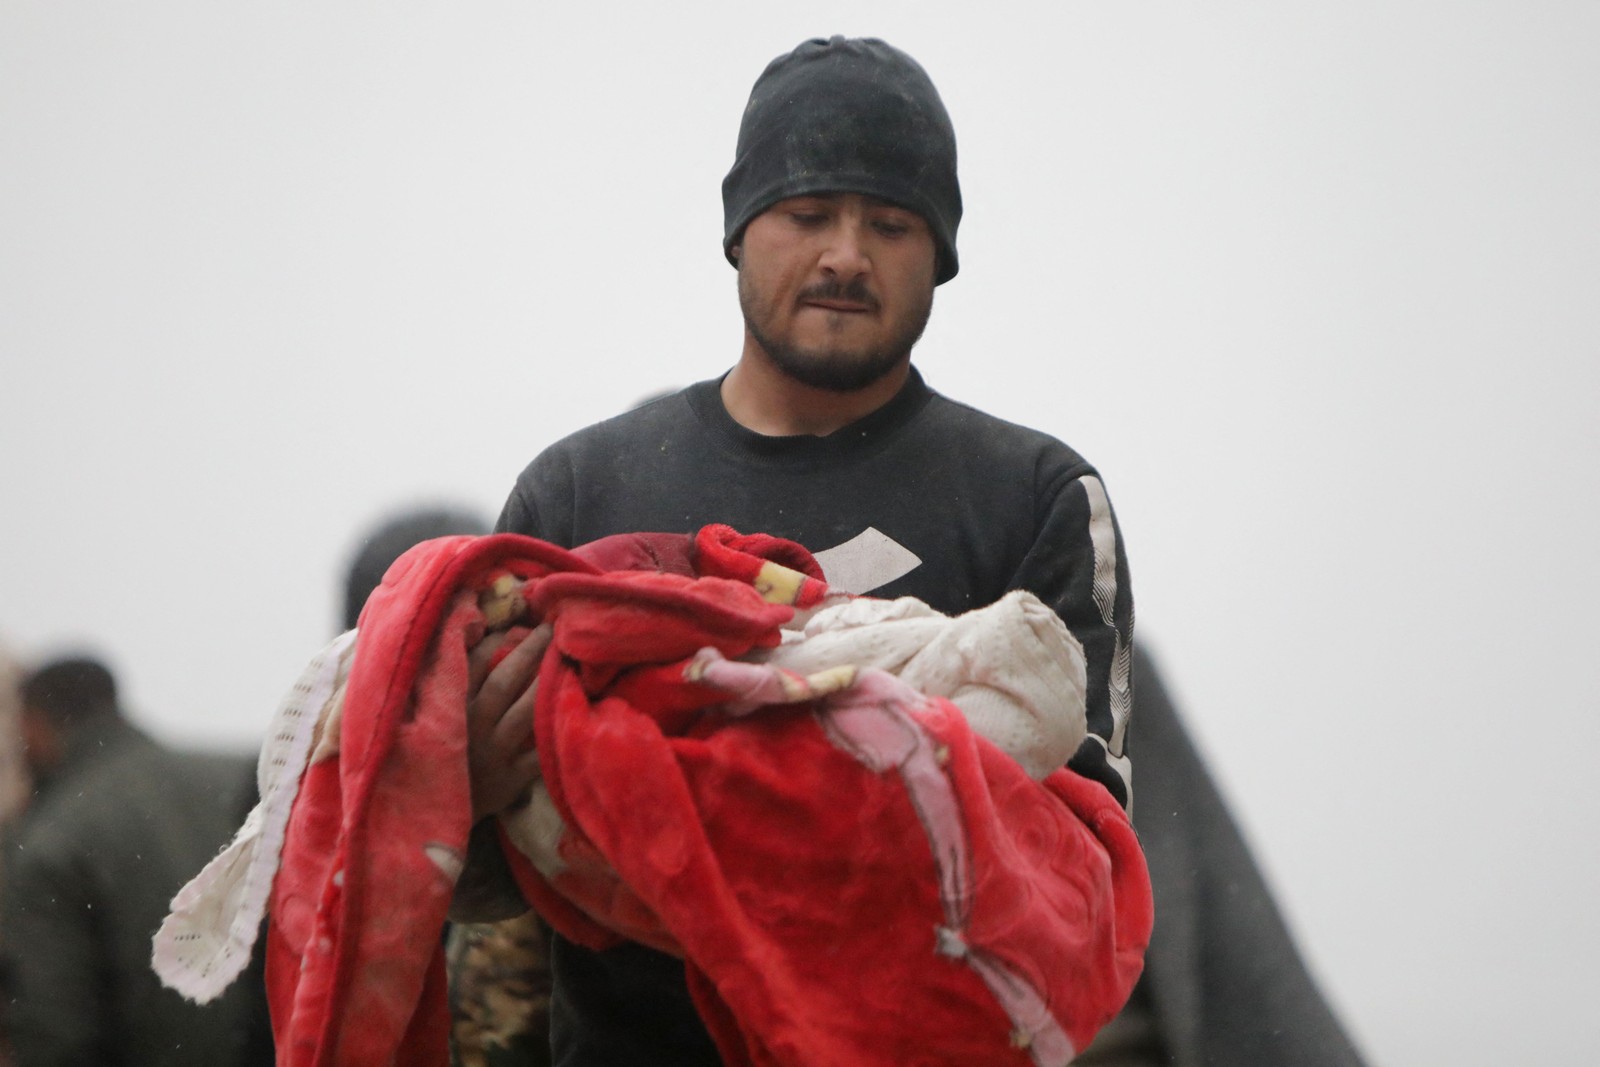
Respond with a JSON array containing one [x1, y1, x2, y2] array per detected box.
[[1010, 469, 1135, 811]]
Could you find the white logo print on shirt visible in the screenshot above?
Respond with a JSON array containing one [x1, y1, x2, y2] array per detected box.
[[811, 527, 922, 595]]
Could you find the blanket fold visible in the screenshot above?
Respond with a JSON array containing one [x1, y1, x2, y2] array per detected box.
[[181, 523, 1149, 1067]]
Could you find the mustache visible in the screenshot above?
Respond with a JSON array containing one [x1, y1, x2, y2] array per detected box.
[[797, 279, 880, 311]]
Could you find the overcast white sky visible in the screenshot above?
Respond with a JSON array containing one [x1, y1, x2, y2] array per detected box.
[[4, 4, 1598, 1063]]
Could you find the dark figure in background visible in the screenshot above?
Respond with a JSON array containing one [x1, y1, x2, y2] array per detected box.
[[0, 642, 26, 1067], [1098, 645, 1368, 1066], [342, 507, 492, 632], [0, 656, 256, 1067], [0, 643, 27, 835]]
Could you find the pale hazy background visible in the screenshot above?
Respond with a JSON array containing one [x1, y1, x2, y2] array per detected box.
[[4, 4, 1597, 1064]]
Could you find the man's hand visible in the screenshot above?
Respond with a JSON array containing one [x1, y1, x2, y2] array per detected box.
[[466, 622, 553, 824]]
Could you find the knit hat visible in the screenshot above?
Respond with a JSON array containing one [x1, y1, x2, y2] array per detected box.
[[722, 36, 963, 285]]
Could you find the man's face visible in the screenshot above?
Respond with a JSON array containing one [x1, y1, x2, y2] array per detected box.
[[735, 193, 937, 392]]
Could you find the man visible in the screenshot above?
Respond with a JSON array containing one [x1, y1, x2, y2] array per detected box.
[[0, 656, 257, 1066], [465, 36, 1135, 1065]]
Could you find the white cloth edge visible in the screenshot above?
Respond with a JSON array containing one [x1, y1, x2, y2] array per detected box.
[[152, 629, 357, 1002]]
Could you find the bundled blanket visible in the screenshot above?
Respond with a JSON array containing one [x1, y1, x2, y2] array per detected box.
[[155, 526, 1150, 1067]]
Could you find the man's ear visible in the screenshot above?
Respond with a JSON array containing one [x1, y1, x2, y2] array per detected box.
[[729, 244, 741, 264]]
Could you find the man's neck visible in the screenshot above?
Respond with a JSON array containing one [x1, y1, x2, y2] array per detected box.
[[721, 340, 911, 437]]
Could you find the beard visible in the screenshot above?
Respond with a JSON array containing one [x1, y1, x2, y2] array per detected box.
[[739, 271, 934, 393]]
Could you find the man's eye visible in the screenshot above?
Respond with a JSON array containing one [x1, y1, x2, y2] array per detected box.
[[790, 212, 827, 226], [873, 220, 910, 237]]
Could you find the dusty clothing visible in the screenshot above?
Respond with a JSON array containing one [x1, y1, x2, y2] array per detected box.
[[495, 368, 1136, 1067], [447, 913, 552, 1067], [500, 369, 1134, 807], [0, 715, 255, 1067]]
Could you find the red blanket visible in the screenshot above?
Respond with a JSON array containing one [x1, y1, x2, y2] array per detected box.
[[266, 526, 1150, 1066]]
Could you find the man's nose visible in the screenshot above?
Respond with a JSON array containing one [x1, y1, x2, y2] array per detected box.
[[817, 221, 871, 280]]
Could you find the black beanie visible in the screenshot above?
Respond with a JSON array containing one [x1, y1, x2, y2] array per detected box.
[[722, 36, 962, 285]]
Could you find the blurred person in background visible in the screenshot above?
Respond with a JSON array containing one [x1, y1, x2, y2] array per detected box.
[[0, 641, 28, 1067], [1109, 645, 1366, 1066], [0, 643, 29, 832], [0, 655, 256, 1066], [342, 507, 493, 634]]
